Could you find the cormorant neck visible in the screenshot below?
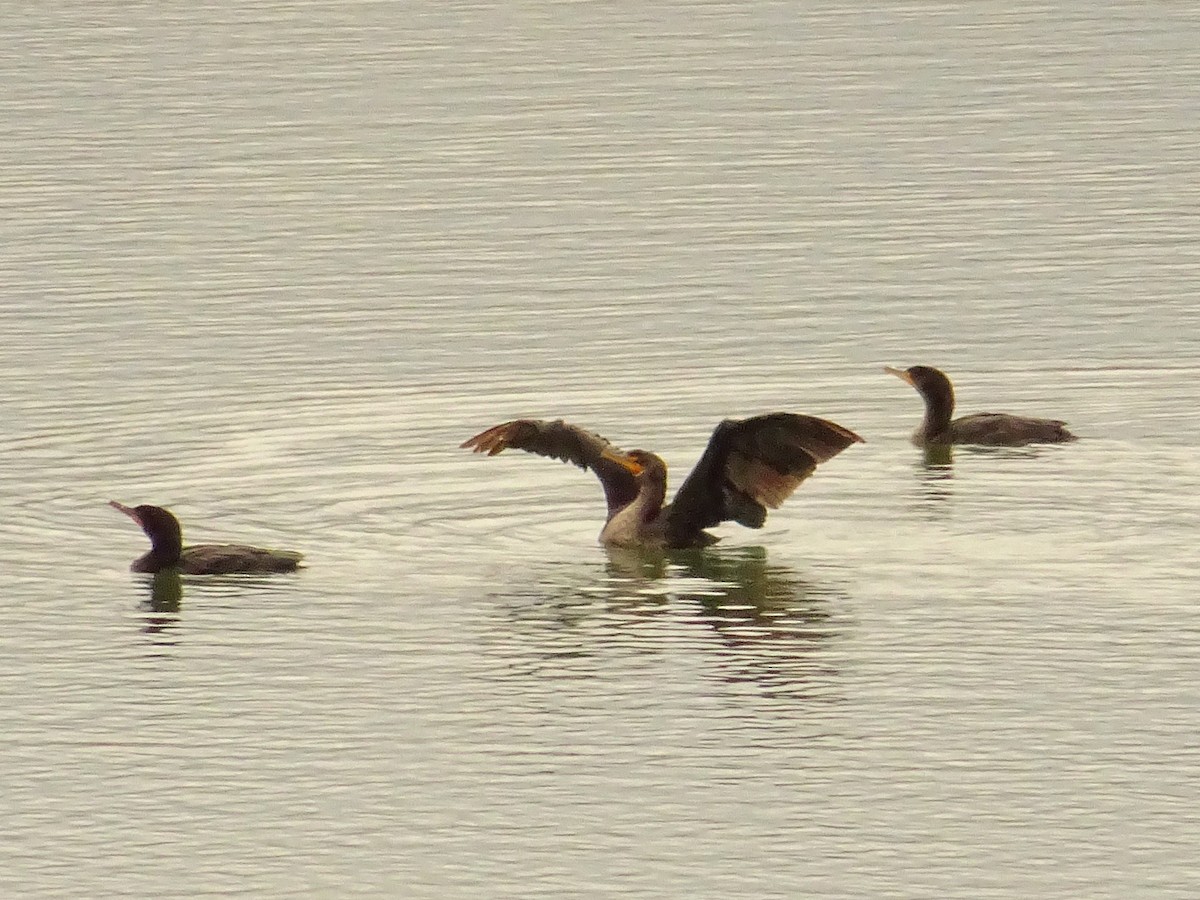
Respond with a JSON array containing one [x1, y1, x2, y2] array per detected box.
[[599, 455, 670, 547], [134, 532, 183, 573], [635, 465, 668, 524], [918, 382, 955, 440]]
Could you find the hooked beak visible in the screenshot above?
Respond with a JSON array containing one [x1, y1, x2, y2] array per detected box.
[[884, 366, 915, 386], [600, 447, 643, 476], [109, 500, 141, 526]]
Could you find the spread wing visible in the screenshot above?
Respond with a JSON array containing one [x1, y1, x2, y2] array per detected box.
[[461, 419, 639, 515], [666, 413, 863, 544]]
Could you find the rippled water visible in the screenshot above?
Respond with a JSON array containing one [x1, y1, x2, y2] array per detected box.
[[3, 2, 1199, 897]]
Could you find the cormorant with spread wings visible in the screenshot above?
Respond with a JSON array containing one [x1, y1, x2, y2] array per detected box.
[[461, 414, 863, 549]]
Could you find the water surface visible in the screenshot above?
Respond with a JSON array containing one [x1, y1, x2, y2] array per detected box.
[[2, 2, 1198, 897]]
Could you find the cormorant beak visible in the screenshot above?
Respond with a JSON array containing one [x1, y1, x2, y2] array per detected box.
[[109, 500, 142, 526], [884, 366, 915, 386], [600, 448, 644, 476]]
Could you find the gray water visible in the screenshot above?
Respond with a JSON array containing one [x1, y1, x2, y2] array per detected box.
[[3, 2, 1199, 897]]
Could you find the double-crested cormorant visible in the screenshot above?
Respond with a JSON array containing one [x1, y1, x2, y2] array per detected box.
[[884, 365, 1077, 447], [461, 414, 863, 548], [110, 501, 303, 575]]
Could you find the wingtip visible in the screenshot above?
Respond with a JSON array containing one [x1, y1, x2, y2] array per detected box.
[[461, 423, 512, 455], [837, 423, 866, 445], [460, 425, 496, 453]]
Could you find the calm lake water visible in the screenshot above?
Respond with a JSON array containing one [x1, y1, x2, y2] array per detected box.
[[3, 2, 1198, 897]]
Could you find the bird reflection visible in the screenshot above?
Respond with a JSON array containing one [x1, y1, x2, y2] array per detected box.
[[140, 569, 183, 640], [922, 444, 954, 470], [606, 545, 848, 700], [488, 546, 850, 701], [910, 441, 1060, 513], [914, 444, 955, 510]]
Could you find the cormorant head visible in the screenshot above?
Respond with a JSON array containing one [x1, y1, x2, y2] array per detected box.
[[624, 449, 667, 481], [885, 365, 955, 412], [110, 501, 183, 555]]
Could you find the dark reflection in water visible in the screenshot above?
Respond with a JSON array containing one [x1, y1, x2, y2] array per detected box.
[[492, 547, 849, 701], [922, 444, 954, 470], [910, 441, 1072, 516], [131, 570, 293, 642], [915, 445, 955, 511], [609, 546, 849, 700], [139, 569, 182, 641]]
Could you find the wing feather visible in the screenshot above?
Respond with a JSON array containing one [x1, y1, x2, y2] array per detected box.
[[950, 413, 1076, 446], [461, 419, 640, 514], [179, 544, 303, 575], [667, 413, 862, 543]]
